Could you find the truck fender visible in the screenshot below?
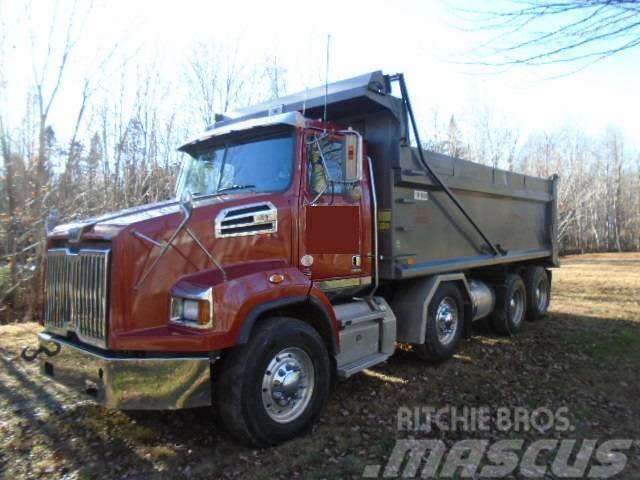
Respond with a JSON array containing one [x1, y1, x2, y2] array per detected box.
[[236, 293, 339, 356], [236, 295, 306, 343], [392, 273, 473, 344]]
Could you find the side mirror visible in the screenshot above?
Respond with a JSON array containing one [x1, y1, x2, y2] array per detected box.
[[342, 131, 363, 203], [180, 190, 194, 219], [343, 131, 363, 183], [46, 209, 59, 234]]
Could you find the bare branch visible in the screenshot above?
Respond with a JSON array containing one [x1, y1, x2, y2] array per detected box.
[[457, 0, 640, 69]]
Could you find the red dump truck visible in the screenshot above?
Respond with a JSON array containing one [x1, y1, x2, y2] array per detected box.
[[24, 71, 558, 446]]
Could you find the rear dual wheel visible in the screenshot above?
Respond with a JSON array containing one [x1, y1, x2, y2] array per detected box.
[[480, 267, 551, 336], [524, 266, 551, 321], [491, 274, 527, 335]]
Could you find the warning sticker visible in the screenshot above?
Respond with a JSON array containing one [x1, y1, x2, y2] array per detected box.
[[414, 190, 429, 201], [378, 209, 391, 232]]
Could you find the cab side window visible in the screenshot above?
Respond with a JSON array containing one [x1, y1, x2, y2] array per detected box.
[[308, 136, 345, 195]]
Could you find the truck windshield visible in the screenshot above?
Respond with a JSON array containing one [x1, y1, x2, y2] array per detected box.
[[176, 132, 295, 199]]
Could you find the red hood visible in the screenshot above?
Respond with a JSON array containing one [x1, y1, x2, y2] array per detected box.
[[47, 194, 259, 242]]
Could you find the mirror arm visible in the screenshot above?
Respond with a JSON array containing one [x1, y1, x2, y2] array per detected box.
[[132, 230, 166, 248], [308, 184, 328, 206], [134, 209, 192, 290], [184, 226, 228, 282], [306, 136, 332, 206]]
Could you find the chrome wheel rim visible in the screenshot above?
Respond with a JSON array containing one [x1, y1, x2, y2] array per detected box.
[[435, 297, 459, 345], [262, 347, 315, 423], [509, 288, 525, 326], [535, 279, 549, 313]]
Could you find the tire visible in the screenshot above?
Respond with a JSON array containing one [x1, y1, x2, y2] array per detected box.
[[414, 283, 464, 363], [217, 317, 330, 447], [523, 267, 551, 321], [491, 274, 527, 336]]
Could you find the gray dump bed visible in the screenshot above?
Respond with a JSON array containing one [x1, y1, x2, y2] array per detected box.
[[383, 146, 558, 279], [219, 71, 559, 280]]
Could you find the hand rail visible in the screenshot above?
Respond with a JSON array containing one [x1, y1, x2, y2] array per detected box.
[[389, 73, 504, 257]]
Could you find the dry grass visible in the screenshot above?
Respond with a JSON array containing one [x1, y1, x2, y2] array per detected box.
[[0, 253, 639, 479], [552, 252, 640, 322], [0, 322, 41, 343]]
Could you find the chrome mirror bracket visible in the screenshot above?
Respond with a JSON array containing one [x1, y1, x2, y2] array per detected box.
[[134, 192, 227, 290]]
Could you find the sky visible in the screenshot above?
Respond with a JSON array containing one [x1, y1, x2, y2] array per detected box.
[[2, 0, 640, 148]]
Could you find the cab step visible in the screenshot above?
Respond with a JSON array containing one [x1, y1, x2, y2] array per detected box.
[[334, 297, 388, 327], [334, 297, 397, 378], [336, 308, 387, 329], [338, 352, 390, 378]]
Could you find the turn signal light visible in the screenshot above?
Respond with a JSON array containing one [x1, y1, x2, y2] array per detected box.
[[197, 300, 211, 327]]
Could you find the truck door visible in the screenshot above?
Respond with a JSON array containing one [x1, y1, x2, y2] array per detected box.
[[299, 132, 370, 288]]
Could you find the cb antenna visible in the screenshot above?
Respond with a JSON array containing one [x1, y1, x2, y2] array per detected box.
[[323, 34, 331, 125], [302, 81, 308, 117]]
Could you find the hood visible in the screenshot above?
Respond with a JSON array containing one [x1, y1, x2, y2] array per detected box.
[[48, 199, 183, 241], [47, 193, 266, 242]]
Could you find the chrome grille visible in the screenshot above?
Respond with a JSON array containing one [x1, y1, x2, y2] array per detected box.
[[45, 248, 111, 348]]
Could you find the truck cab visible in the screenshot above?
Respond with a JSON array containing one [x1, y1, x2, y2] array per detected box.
[[177, 112, 373, 290]]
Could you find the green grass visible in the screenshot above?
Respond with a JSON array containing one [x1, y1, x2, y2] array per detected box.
[[562, 329, 640, 362], [591, 331, 640, 361]]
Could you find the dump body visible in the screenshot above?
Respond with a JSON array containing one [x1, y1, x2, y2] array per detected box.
[[382, 147, 558, 279]]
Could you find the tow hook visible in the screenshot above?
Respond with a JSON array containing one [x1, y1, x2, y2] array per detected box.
[[21, 343, 60, 362]]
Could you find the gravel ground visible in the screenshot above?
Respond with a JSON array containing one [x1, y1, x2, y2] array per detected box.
[[1, 253, 639, 479]]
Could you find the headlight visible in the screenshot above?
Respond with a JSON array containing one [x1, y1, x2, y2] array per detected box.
[[170, 288, 213, 329], [183, 300, 201, 322]]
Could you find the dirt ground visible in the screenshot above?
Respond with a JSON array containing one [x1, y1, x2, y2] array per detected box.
[[0, 253, 639, 479]]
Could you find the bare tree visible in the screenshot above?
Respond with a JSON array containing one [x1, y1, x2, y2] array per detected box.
[[460, 0, 640, 69], [22, 0, 95, 317], [263, 55, 288, 99], [186, 41, 260, 128], [465, 107, 520, 170], [186, 43, 222, 127]]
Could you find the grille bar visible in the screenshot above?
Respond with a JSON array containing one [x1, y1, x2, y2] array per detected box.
[[45, 248, 111, 348]]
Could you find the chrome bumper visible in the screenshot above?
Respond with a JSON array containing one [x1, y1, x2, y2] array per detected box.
[[37, 332, 212, 410]]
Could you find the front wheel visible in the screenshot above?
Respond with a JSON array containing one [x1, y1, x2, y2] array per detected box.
[[217, 317, 330, 447]]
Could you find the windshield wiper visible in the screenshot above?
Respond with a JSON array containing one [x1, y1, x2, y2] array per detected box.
[[216, 184, 257, 194], [184, 185, 256, 201]]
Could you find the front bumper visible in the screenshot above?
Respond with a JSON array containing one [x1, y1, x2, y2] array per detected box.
[[37, 332, 212, 410]]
